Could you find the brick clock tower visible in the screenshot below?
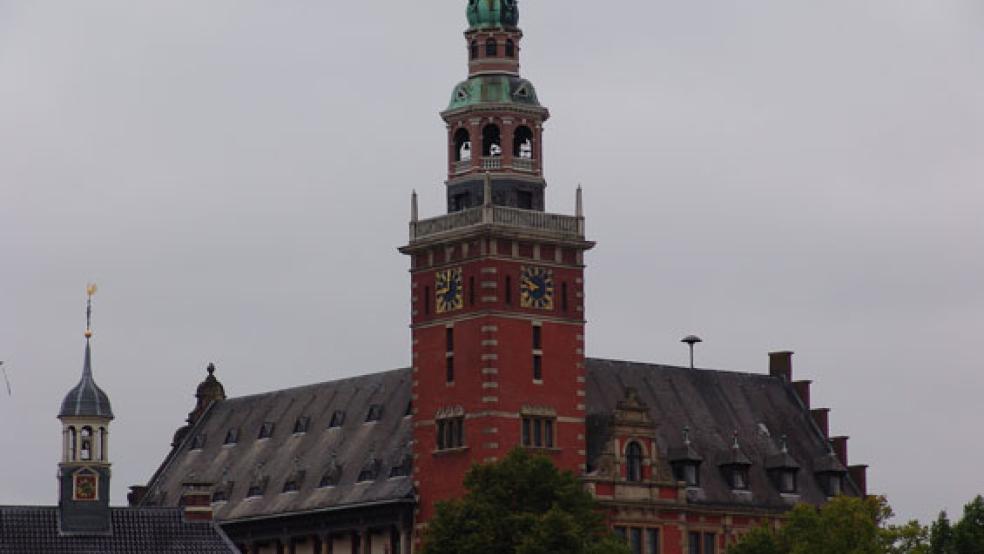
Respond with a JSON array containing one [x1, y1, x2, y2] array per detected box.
[[400, 0, 594, 543]]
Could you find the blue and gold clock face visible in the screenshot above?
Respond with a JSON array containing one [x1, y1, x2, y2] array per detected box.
[[521, 266, 554, 310], [436, 268, 464, 314]]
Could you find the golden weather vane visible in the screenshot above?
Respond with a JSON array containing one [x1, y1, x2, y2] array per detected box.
[[85, 283, 97, 338]]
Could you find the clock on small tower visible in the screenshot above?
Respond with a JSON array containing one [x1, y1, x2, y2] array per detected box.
[[521, 265, 554, 310], [435, 267, 464, 314]]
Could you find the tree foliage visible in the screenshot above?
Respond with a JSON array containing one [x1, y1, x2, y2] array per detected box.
[[732, 495, 984, 554], [421, 449, 629, 554]]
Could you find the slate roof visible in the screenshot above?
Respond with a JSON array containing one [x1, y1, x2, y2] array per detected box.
[[585, 359, 854, 510], [0, 506, 237, 553], [143, 359, 853, 518], [141, 368, 414, 522], [59, 340, 113, 419]]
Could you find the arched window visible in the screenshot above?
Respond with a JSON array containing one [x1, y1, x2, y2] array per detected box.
[[68, 427, 78, 461], [513, 126, 534, 159], [626, 442, 644, 482], [482, 124, 502, 157], [485, 38, 497, 57], [470, 40, 479, 60], [505, 39, 515, 58], [454, 128, 472, 162], [80, 426, 92, 461]]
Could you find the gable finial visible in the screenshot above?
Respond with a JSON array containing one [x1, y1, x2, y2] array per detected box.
[[84, 283, 98, 339]]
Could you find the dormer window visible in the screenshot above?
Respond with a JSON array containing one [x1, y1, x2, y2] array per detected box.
[[329, 410, 345, 428], [366, 404, 383, 423], [293, 416, 311, 434], [672, 461, 700, 487], [190, 432, 206, 451], [357, 459, 379, 482], [212, 482, 233, 503], [389, 455, 412, 478], [625, 441, 644, 482], [258, 422, 275, 439], [766, 436, 801, 494], [224, 429, 239, 445], [283, 471, 305, 493], [318, 463, 341, 488], [814, 451, 847, 497], [246, 478, 268, 498], [669, 427, 703, 487], [720, 432, 752, 491], [778, 468, 798, 493]]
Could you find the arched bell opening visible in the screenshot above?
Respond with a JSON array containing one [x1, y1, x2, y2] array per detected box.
[[513, 126, 534, 159], [485, 38, 498, 57], [470, 40, 479, 60], [453, 128, 472, 162], [505, 39, 516, 58], [67, 426, 78, 462], [99, 426, 107, 462], [482, 124, 502, 158], [80, 426, 93, 461]]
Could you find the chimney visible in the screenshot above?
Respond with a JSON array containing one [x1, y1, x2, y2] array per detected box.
[[127, 485, 148, 507], [829, 436, 849, 468], [769, 351, 793, 383], [181, 482, 214, 522], [792, 380, 812, 409], [849, 464, 869, 497], [811, 408, 830, 438]]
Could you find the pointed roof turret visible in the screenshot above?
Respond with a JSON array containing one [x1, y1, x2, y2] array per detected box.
[[59, 284, 113, 420]]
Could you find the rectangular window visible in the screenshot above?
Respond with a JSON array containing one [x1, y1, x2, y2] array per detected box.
[[329, 410, 345, 428], [436, 417, 465, 450], [703, 533, 716, 554], [505, 276, 512, 305], [615, 527, 627, 541], [446, 356, 454, 383], [532, 325, 542, 350], [647, 529, 660, 554], [521, 416, 556, 448], [446, 327, 454, 350], [533, 355, 542, 380], [446, 327, 454, 383], [258, 422, 274, 439], [688, 532, 700, 554], [630, 528, 642, 554]]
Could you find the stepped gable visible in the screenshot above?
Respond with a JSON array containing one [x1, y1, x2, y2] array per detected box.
[[142, 368, 414, 522], [584, 358, 859, 509], [0, 507, 237, 553]]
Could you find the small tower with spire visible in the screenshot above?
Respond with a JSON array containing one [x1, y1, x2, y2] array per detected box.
[[57, 284, 114, 534]]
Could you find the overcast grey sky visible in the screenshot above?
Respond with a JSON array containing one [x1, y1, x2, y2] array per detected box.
[[1, 0, 981, 525]]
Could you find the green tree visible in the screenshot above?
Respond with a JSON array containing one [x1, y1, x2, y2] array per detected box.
[[730, 496, 922, 554], [929, 511, 955, 554], [421, 448, 630, 554], [952, 496, 984, 554]]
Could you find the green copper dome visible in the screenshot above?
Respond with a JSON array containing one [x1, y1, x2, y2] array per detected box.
[[467, 0, 519, 29], [446, 75, 542, 112]]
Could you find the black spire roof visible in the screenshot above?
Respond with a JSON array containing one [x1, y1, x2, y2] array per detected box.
[[58, 339, 113, 419]]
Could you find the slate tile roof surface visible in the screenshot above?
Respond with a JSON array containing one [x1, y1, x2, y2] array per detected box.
[[585, 359, 854, 509], [143, 359, 851, 518], [0, 506, 238, 553], [142, 368, 414, 521]]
